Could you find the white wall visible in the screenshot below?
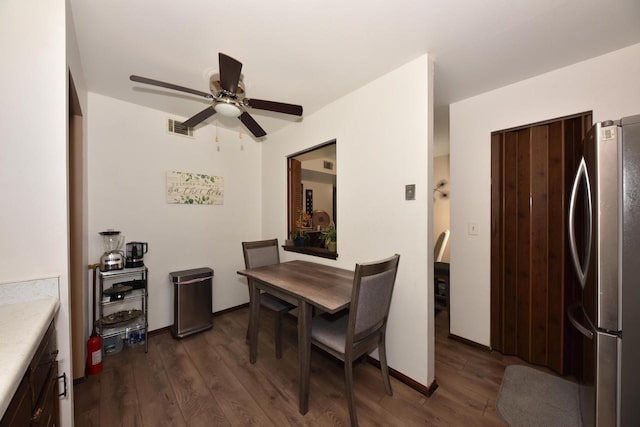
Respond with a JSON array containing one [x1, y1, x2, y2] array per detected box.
[[261, 55, 434, 386], [66, 0, 90, 290], [303, 157, 337, 175], [301, 156, 336, 223], [450, 42, 640, 346], [0, 0, 75, 423], [66, 0, 89, 423], [87, 94, 263, 330], [301, 181, 333, 220]]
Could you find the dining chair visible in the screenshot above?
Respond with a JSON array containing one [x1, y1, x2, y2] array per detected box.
[[311, 254, 400, 427], [242, 239, 295, 359], [434, 229, 449, 263]]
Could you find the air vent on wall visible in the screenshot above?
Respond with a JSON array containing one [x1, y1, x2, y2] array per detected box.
[[323, 161, 334, 170], [167, 118, 194, 138]]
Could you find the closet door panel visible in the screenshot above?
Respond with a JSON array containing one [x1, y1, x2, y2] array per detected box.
[[516, 128, 532, 358], [491, 133, 504, 351], [530, 125, 550, 366], [547, 121, 565, 373], [502, 130, 519, 354]]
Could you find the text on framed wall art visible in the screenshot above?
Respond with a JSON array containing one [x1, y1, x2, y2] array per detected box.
[[166, 171, 224, 205]]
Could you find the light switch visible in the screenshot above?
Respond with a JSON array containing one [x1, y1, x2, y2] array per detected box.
[[468, 222, 478, 235], [405, 184, 415, 200]]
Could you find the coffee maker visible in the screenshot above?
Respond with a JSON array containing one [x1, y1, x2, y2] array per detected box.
[[99, 230, 125, 271], [125, 241, 148, 268]]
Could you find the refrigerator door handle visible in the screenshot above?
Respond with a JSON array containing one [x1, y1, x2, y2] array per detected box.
[[568, 157, 593, 288], [568, 302, 594, 340]]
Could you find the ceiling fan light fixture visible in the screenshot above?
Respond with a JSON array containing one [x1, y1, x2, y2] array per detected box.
[[130, 52, 303, 138], [214, 100, 242, 118]]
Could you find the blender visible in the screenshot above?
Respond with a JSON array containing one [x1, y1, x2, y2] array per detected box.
[[99, 230, 125, 271]]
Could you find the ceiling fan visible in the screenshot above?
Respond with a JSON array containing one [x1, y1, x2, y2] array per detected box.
[[130, 53, 303, 138]]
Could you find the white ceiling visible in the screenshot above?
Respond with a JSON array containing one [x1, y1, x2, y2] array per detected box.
[[69, 0, 640, 146]]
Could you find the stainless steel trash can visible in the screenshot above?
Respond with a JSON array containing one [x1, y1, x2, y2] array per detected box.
[[170, 267, 213, 338]]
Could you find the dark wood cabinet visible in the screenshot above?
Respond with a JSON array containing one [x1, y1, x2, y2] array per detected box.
[[491, 112, 591, 375], [0, 321, 59, 427], [0, 376, 31, 427], [31, 362, 59, 427]]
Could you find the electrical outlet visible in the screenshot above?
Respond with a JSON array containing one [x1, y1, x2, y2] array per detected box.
[[405, 184, 415, 200], [468, 222, 478, 235]]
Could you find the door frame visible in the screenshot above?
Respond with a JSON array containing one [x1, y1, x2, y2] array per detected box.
[[68, 72, 86, 381]]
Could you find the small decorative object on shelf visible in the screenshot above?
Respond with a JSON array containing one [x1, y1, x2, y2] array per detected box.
[[99, 309, 142, 327]]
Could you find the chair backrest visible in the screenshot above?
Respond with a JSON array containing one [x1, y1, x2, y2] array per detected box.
[[434, 230, 450, 262], [242, 239, 280, 269], [348, 254, 400, 344]]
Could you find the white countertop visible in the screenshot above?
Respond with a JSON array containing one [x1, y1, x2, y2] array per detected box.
[[0, 297, 59, 418]]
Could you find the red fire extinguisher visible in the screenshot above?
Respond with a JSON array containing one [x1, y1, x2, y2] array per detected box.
[[87, 332, 102, 375], [87, 265, 102, 375]]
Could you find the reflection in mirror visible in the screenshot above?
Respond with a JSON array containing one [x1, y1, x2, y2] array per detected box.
[[287, 140, 336, 257]]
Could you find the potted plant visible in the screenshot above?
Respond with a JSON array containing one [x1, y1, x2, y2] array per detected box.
[[324, 224, 337, 252], [293, 228, 308, 247], [294, 209, 311, 247]]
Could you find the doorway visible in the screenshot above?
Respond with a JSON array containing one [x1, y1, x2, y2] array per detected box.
[[490, 112, 591, 375], [433, 154, 450, 332]]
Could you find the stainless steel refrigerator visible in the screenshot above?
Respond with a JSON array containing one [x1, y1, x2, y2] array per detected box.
[[568, 114, 640, 427]]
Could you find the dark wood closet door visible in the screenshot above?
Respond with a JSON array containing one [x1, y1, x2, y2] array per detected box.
[[491, 112, 591, 375]]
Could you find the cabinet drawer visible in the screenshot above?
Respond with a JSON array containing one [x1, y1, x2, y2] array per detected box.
[[29, 322, 57, 408], [0, 375, 30, 427], [0, 321, 59, 427], [31, 362, 59, 427]]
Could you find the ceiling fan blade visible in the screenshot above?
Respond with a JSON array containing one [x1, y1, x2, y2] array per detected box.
[[244, 98, 303, 116], [239, 112, 267, 138], [218, 53, 243, 94], [130, 75, 212, 99], [181, 106, 216, 128]]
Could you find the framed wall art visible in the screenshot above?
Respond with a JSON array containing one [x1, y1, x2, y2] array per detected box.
[[166, 171, 224, 205]]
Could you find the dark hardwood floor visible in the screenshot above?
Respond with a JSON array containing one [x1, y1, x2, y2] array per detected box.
[[74, 307, 531, 426]]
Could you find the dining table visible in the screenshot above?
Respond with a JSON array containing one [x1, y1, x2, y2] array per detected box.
[[237, 259, 354, 415]]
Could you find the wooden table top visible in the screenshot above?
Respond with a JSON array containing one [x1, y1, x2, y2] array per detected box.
[[238, 260, 354, 313]]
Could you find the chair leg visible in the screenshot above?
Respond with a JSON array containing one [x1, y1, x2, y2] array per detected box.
[[344, 359, 358, 426], [378, 332, 393, 396], [274, 311, 283, 359]]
